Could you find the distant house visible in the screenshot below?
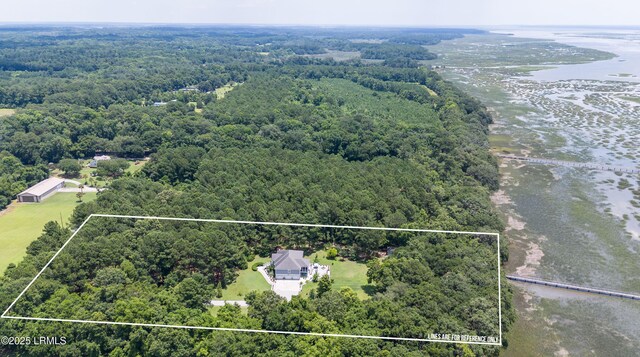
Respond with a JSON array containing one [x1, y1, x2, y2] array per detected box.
[[271, 250, 310, 280], [153, 100, 178, 106], [178, 86, 200, 92], [17, 177, 65, 203], [89, 155, 111, 168]]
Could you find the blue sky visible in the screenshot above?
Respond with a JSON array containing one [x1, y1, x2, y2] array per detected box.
[[0, 0, 638, 26]]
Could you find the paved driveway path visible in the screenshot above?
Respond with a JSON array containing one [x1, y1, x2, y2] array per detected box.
[[272, 280, 303, 301], [257, 266, 274, 285], [256, 265, 305, 301], [59, 187, 99, 193], [61, 179, 99, 192]]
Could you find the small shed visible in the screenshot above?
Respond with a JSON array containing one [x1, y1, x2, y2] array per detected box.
[[17, 177, 65, 203]]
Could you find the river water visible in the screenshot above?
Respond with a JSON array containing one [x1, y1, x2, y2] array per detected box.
[[429, 27, 640, 356]]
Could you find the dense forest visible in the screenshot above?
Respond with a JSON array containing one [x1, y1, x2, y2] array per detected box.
[[0, 25, 514, 356]]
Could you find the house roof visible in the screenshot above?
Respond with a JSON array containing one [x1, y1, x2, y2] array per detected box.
[[271, 250, 309, 270], [18, 177, 64, 197]]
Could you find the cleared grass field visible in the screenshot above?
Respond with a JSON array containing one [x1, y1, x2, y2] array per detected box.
[[215, 83, 240, 99], [303, 50, 361, 61], [0, 192, 97, 273], [217, 250, 372, 303], [219, 256, 271, 300], [0, 108, 16, 117], [301, 250, 373, 300], [52, 159, 148, 188]]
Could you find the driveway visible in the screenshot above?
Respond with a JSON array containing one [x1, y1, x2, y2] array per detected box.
[[61, 179, 99, 192], [256, 265, 304, 301], [272, 280, 303, 301], [59, 187, 99, 193], [257, 266, 274, 285]]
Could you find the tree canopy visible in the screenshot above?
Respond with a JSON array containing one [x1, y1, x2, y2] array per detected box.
[[0, 25, 514, 357]]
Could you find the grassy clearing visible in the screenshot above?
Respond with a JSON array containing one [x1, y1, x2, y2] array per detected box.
[[215, 83, 240, 99], [53, 159, 147, 188], [0, 192, 97, 273], [0, 109, 16, 117], [217, 251, 372, 301], [419, 84, 438, 97], [208, 305, 248, 317], [304, 50, 361, 62], [300, 250, 373, 300], [125, 160, 146, 174], [188, 101, 203, 113], [219, 256, 271, 300]]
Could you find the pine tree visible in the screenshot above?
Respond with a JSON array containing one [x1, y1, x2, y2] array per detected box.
[[215, 281, 223, 298]]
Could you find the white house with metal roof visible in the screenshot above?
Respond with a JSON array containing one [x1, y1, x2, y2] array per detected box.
[[270, 250, 310, 280], [17, 177, 65, 203]]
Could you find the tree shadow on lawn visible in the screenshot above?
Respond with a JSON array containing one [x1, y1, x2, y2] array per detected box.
[[361, 284, 378, 297]]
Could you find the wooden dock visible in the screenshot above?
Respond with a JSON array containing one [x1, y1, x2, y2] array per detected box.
[[506, 275, 640, 301], [497, 154, 640, 174]]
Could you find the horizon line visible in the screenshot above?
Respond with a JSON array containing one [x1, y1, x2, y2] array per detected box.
[[0, 21, 638, 29]]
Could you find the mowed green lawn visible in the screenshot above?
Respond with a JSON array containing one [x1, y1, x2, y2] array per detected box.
[[0, 192, 97, 273], [301, 250, 373, 300], [219, 256, 271, 300], [51, 159, 147, 189], [214, 82, 240, 99], [216, 251, 372, 302]]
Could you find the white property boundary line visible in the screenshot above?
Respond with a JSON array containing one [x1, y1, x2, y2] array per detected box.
[[1, 214, 503, 346]]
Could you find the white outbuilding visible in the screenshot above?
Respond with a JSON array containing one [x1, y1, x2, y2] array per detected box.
[[17, 177, 65, 203]]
